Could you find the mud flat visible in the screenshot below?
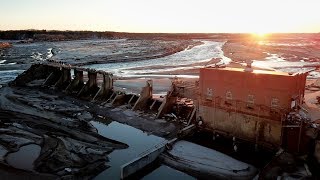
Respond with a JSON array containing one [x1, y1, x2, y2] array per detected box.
[[0, 63, 186, 179], [223, 34, 320, 64], [0, 107, 128, 179], [222, 41, 267, 63]]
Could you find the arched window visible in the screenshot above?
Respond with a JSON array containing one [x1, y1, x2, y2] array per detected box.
[[225, 91, 233, 105], [206, 88, 213, 100], [226, 91, 232, 100], [271, 98, 279, 108]]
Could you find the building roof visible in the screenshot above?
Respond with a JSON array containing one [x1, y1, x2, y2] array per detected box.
[[202, 67, 305, 76]]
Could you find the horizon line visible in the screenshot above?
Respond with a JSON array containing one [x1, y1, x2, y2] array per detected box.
[[0, 29, 319, 34]]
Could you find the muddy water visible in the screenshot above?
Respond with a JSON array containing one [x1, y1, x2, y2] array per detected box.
[[6, 144, 41, 171], [90, 120, 194, 179], [0, 40, 232, 85], [84, 41, 231, 77], [0, 39, 209, 84], [1, 39, 319, 85]]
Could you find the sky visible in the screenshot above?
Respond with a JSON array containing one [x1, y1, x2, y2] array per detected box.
[[0, 0, 319, 33]]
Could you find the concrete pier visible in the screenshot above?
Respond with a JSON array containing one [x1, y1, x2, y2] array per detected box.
[[43, 68, 62, 86], [156, 94, 177, 118], [150, 99, 161, 111], [65, 69, 84, 94], [111, 93, 126, 106], [128, 95, 138, 105], [78, 71, 99, 99], [120, 138, 177, 179], [156, 82, 178, 118], [93, 73, 113, 101], [132, 80, 153, 111], [54, 68, 71, 89]]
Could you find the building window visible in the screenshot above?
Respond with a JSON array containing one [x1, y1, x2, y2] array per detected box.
[[271, 98, 279, 109], [226, 91, 232, 100], [206, 88, 213, 100], [225, 91, 232, 105], [247, 94, 254, 109]]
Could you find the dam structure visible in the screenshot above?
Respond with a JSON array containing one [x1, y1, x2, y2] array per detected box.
[[4, 62, 320, 179]]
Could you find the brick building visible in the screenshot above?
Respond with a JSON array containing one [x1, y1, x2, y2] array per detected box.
[[197, 66, 307, 150]]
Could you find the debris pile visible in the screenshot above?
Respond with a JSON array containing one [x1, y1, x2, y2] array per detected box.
[[0, 110, 128, 178]]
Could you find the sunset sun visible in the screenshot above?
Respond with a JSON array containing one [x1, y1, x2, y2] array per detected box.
[[254, 32, 267, 37], [251, 32, 270, 39]]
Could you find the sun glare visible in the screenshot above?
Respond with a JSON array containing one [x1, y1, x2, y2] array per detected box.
[[253, 32, 268, 38], [251, 32, 270, 40]]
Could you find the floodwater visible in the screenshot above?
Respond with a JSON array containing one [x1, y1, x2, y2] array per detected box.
[[84, 41, 231, 77], [91, 120, 195, 179]]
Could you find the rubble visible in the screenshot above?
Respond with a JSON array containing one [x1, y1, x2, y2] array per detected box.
[[0, 109, 128, 178]]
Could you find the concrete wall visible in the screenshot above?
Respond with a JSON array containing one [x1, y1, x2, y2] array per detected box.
[[132, 80, 153, 111], [120, 145, 166, 179], [199, 105, 282, 148]]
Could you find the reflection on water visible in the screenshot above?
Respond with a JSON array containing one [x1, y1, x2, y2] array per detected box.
[[251, 53, 320, 78], [0, 145, 8, 161], [91, 121, 196, 179], [142, 165, 195, 180], [90, 121, 166, 179], [6, 144, 41, 171]]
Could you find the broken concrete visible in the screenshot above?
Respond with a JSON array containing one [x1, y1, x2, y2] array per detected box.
[[54, 67, 71, 89], [78, 71, 99, 99], [132, 80, 153, 111], [93, 73, 113, 101], [65, 69, 84, 94], [156, 92, 177, 119]]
